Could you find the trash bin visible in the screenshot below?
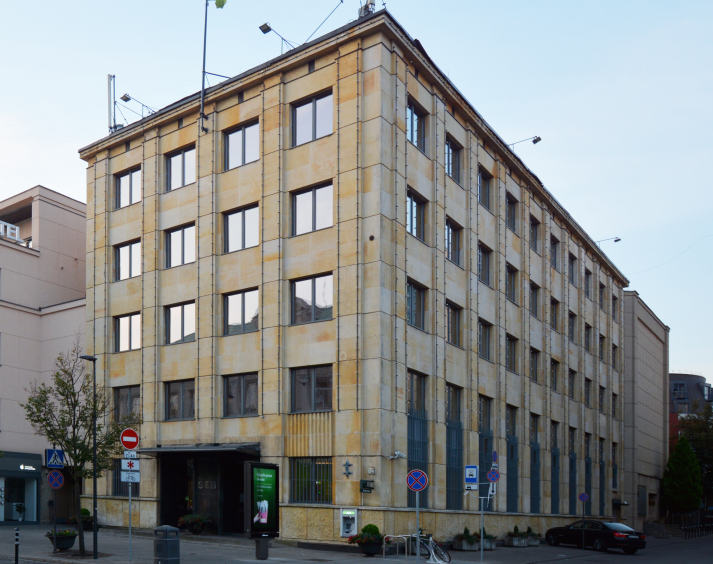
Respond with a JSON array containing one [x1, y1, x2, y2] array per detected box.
[[154, 525, 180, 564]]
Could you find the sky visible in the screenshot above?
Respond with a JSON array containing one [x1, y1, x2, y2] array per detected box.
[[1, 0, 711, 379]]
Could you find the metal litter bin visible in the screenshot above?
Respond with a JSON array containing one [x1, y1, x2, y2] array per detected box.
[[154, 525, 180, 564]]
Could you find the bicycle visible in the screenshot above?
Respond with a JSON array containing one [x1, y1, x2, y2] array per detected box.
[[408, 531, 451, 563]]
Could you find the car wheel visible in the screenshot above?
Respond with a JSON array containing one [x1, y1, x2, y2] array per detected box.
[[592, 538, 607, 552], [623, 548, 638, 555], [546, 534, 559, 546]]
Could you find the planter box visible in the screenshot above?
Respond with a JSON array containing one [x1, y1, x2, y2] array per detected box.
[[453, 539, 480, 551], [504, 536, 528, 547], [527, 537, 541, 546], [357, 542, 383, 557], [481, 538, 496, 550], [48, 535, 77, 552]]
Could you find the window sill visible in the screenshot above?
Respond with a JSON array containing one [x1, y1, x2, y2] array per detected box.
[[222, 413, 259, 419], [530, 247, 541, 256], [114, 348, 141, 354], [406, 231, 427, 245], [291, 132, 333, 149], [165, 261, 196, 270], [446, 257, 464, 270], [406, 322, 429, 334], [478, 201, 494, 215], [506, 368, 518, 375], [115, 275, 142, 283], [114, 201, 142, 211], [506, 226, 519, 237], [223, 328, 260, 336], [164, 418, 195, 422], [446, 340, 465, 350], [478, 279, 494, 289], [164, 338, 196, 346], [407, 139, 428, 157], [224, 244, 260, 255], [506, 297, 518, 306], [446, 174, 463, 188], [223, 158, 259, 173], [530, 312, 539, 320], [290, 317, 333, 327], [478, 355, 494, 364], [165, 181, 197, 194], [291, 225, 334, 238], [289, 410, 332, 415]]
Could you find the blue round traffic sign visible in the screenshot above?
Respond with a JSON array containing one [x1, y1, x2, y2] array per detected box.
[[48, 470, 64, 490], [407, 469, 428, 492], [578, 492, 589, 502], [492, 451, 498, 463], [487, 469, 500, 482]]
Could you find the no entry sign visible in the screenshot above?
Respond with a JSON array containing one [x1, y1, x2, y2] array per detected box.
[[120, 428, 140, 451]]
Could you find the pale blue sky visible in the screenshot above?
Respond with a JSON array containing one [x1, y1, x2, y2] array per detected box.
[[1, 0, 711, 378]]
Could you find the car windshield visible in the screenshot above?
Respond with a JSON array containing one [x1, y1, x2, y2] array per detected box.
[[605, 523, 635, 533]]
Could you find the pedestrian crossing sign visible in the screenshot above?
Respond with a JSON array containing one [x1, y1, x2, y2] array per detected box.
[[46, 449, 65, 469]]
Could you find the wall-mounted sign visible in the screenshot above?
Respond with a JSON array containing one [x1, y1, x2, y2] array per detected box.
[[244, 462, 280, 539], [20, 465, 36, 471]]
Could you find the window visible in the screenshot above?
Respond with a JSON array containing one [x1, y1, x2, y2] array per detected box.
[[166, 224, 196, 267], [115, 386, 140, 421], [224, 373, 258, 417], [291, 366, 333, 413], [552, 421, 559, 449], [406, 280, 426, 330], [506, 405, 517, 437], [505, 334, 518, 373], [551, 236, 560, 270], [308, 59, 315, 73], [568, 311, 577, 343], [225, 205, 259, 252], [115, 313, 141, 352], [568, 253, 577, 286], [530, 348, 540, 382], [225, 289, 259, 334], [569, 426, 576, 453], [165, 379, 195, 420], [167, 146, 196, 191], [530, 217, 540, 253], [585, 433, 592, 458], [478, 319, 491, 361], [407, 370, 427, 413], [116, 241, 141, 280], [406, 190, 425, 241], [406, 100, 426, 151], [446, 384, 461, 423], [446, 302, 462, 347], [293, 92, 333, 146], [612, 294, 619, 322], [585, 378, 592, 407], [584, 324, 592, 352], [113, 459, 140, 497], [445, 219, 462, 265], [505, 194, 518, 233], [530, 283, 539, 318], [506, 264, 518, 303], [599, 438, 605, 462], [225, 122, 259, 169], [599, 334, 606, 362], [289, 457, 332, 504], [584, 270, 592, 299], [166, 302, 196, 344], [550, 298, 559, 331], [478, 395, 492, 431], [679, 403, 689, 414], [612, 393, 618, 419], [116, 168, 141, 208], [599, 386, 605, 413], [478, 244, 492, 285], [612, 443, 618, 488], [292, 274, 333, 324], [569, 370, 576, 400], [599, 283, 605, 310], [672, 382, 686, 399], [550, 359, 559, 391], [477, 168, 492, 210], [293, 185, 333, 235], [445, 138, 461, 183], [530, 414, 539, 444], [446, 384, 463, 511], [612, 344, 618, 369]]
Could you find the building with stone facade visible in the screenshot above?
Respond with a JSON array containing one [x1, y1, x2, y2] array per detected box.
[[0, 186, 86, 526], [668, 371, 712, 447], [78, 9, 630, 540], [622, 291, 669, 532]]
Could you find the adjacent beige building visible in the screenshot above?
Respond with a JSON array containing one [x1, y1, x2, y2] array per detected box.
[[78, 9, 630, 540], [0, 186, 86, 525]]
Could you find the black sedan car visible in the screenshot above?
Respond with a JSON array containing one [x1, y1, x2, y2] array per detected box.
[[545, 520, 646, 554]]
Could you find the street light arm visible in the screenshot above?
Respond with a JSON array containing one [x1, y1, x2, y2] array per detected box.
[[508, 136, 542, 148]]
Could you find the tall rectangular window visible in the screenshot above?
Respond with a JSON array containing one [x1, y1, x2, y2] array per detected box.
[[551, 236, 560, 270], [446, 301, 461, 347], [225, 122, 259, 169], [612, 344, 618, 369], [506, 264, 518, 303], [550, 298, 559, 331], [115, 386, 140, 421], [612, 393, 618, 419], [530, 414, 539, 444], [478, 244, 491, 286], [292, 274, 333, 324], [585, 433, 591, 458], [225, 205, 259, 252], [584, 270, 592, 299], [584, 324, 592, 352], [477, 168, 491, 210], [116, 168, 141, 209], [291, 366, 333, 413], [166, 224, 196, 267], [445, 219, 462, 265], [406, 280, 426, 330], [165, 379, 195, 420], [478, 319, 491, 361], [585, 378, 592, 407], [225, 289, 259, 334], [599, 283, 605, 310], [224, 373, 258, 417], [293, 92, 333, 146], [167, 146, 196, 191], [407, 370, 428, 507], [506, 405, 517, 437], [166, 302, 196, 344], [530, 217, 540, 253], [612, 443, 618, 489], [529, 348, 540, 382], [599, 386, 605, 413], [505, 194, 518, 233], [406, 190, 425, 241], [446, 384, 463, 510], [116, 241, 141, 280], [293, 185, 333, 235], [445, 138, 461, 183], [530, 283, 539, 318], [568, 253, 577, 286], [612, 294, 619, 322], [550, 359, 559, 391], [599, 334, 606, 362], [406, 101, 426, 151], [505, 334, 518, 373], [478, 395, 492, 431], [569, 426, 576, 453], [568, 311, 577, 343], [551, 421, 559, 449], [289, 457, 333, 504], [116, 313, 141, 352], [569, 370, 576, 400]]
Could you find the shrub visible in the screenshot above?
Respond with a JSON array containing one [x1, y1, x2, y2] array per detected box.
[[347, 523, 388, 545], [507, 525, 528, 538], [526, 526, 540, 538], [177, 514, 212, 535], [81, 508, 91, 517], [481, 527, 496, 541], [455, 526, 480, 545], [46, 529, 78, 537]]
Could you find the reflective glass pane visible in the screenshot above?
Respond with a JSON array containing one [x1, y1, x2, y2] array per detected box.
[[244, 290, 259, 332], [314, 185, 333, 230], [314, 275, 333, 320], [314, 366, 332, 411], [226, 377, 240, 416], [183, 226, 196, 263], [131, 242, 141, 277], [294, 101, 312, 146], [131, 170, 142, 203], [244, 206, 259, 248], [292, 368, 312, 412], [244, 375, 258, 415], [169, 230, 182, 267], [167, 383, 181, 419], [294, 190, 313, 235], [293, 279, 313, 324], [117, 388, 130, 420], [244, 123, 259, 163], [118, 245, 130, 280], [315, 94, 333, 138], [227, 129, 243, 169], [184, 149, 196, 185], [168, 306, 182, 344], [131, 314, 141, 350], [170, 154, 182, 191], [183, 381, 195, 418], [183, 302, 196, 340], [227, 211, 243, 252], [118, 316, 130, 351], [118, 174, 130, 208], [130, 387, 140, 414], [226, 293, 242, 334]]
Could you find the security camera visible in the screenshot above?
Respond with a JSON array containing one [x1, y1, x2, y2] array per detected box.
[[394, 451, 406, 459]]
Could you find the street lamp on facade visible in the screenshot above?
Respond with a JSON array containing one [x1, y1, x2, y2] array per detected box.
[[79, 354, 98, 560]]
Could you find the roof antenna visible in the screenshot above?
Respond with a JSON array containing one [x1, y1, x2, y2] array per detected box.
[[359, 0, 376, 18]]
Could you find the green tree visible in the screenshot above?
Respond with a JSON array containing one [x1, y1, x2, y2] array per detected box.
[[679, 402, 713, 500], [21, 339, 140, 556], [661, 435, 703, 516]]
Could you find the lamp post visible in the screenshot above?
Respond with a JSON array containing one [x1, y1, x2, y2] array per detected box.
[[595, 237, 621, 248], [259, 23, 296, 54], [508, 135, 542, 149], [79, 354, 98, 560]]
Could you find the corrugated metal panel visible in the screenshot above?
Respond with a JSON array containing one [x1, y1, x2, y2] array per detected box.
[[284, 412, 333, 457]]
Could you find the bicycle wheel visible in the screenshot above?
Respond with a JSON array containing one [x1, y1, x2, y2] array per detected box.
[[418, 539, 430, 558], [432, 543, 451, 563]]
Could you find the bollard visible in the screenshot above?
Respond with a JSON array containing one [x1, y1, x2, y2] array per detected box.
[[15, 528, 19, 564]]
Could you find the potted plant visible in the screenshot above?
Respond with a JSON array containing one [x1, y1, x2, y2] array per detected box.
[[348, 524, 388, 557], [68, 508, 93, 529], [504, 525, 529, 547], [177, 514, 212, 535], [453, 527, 480, 551], [480, 528, 496, 550], [15, 503, 26, 522], [46, 529, 78, 552], [526, 526, 541, 546]]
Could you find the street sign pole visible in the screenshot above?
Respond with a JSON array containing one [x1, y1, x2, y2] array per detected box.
[[53, 487, 57, 554], [582, 498, 585, 551], [129, 482, 132, 562], [416, 490, 420, 564]]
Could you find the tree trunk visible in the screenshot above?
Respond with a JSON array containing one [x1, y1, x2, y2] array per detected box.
[[74, 473, 86, 556]]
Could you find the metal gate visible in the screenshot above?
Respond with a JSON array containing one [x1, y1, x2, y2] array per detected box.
[[446, 420, 463, 510], [551, 448, 560, 514], [530, 442, 541, 514], [407, 409, 429, 508], [506, 436, 519, 513]]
